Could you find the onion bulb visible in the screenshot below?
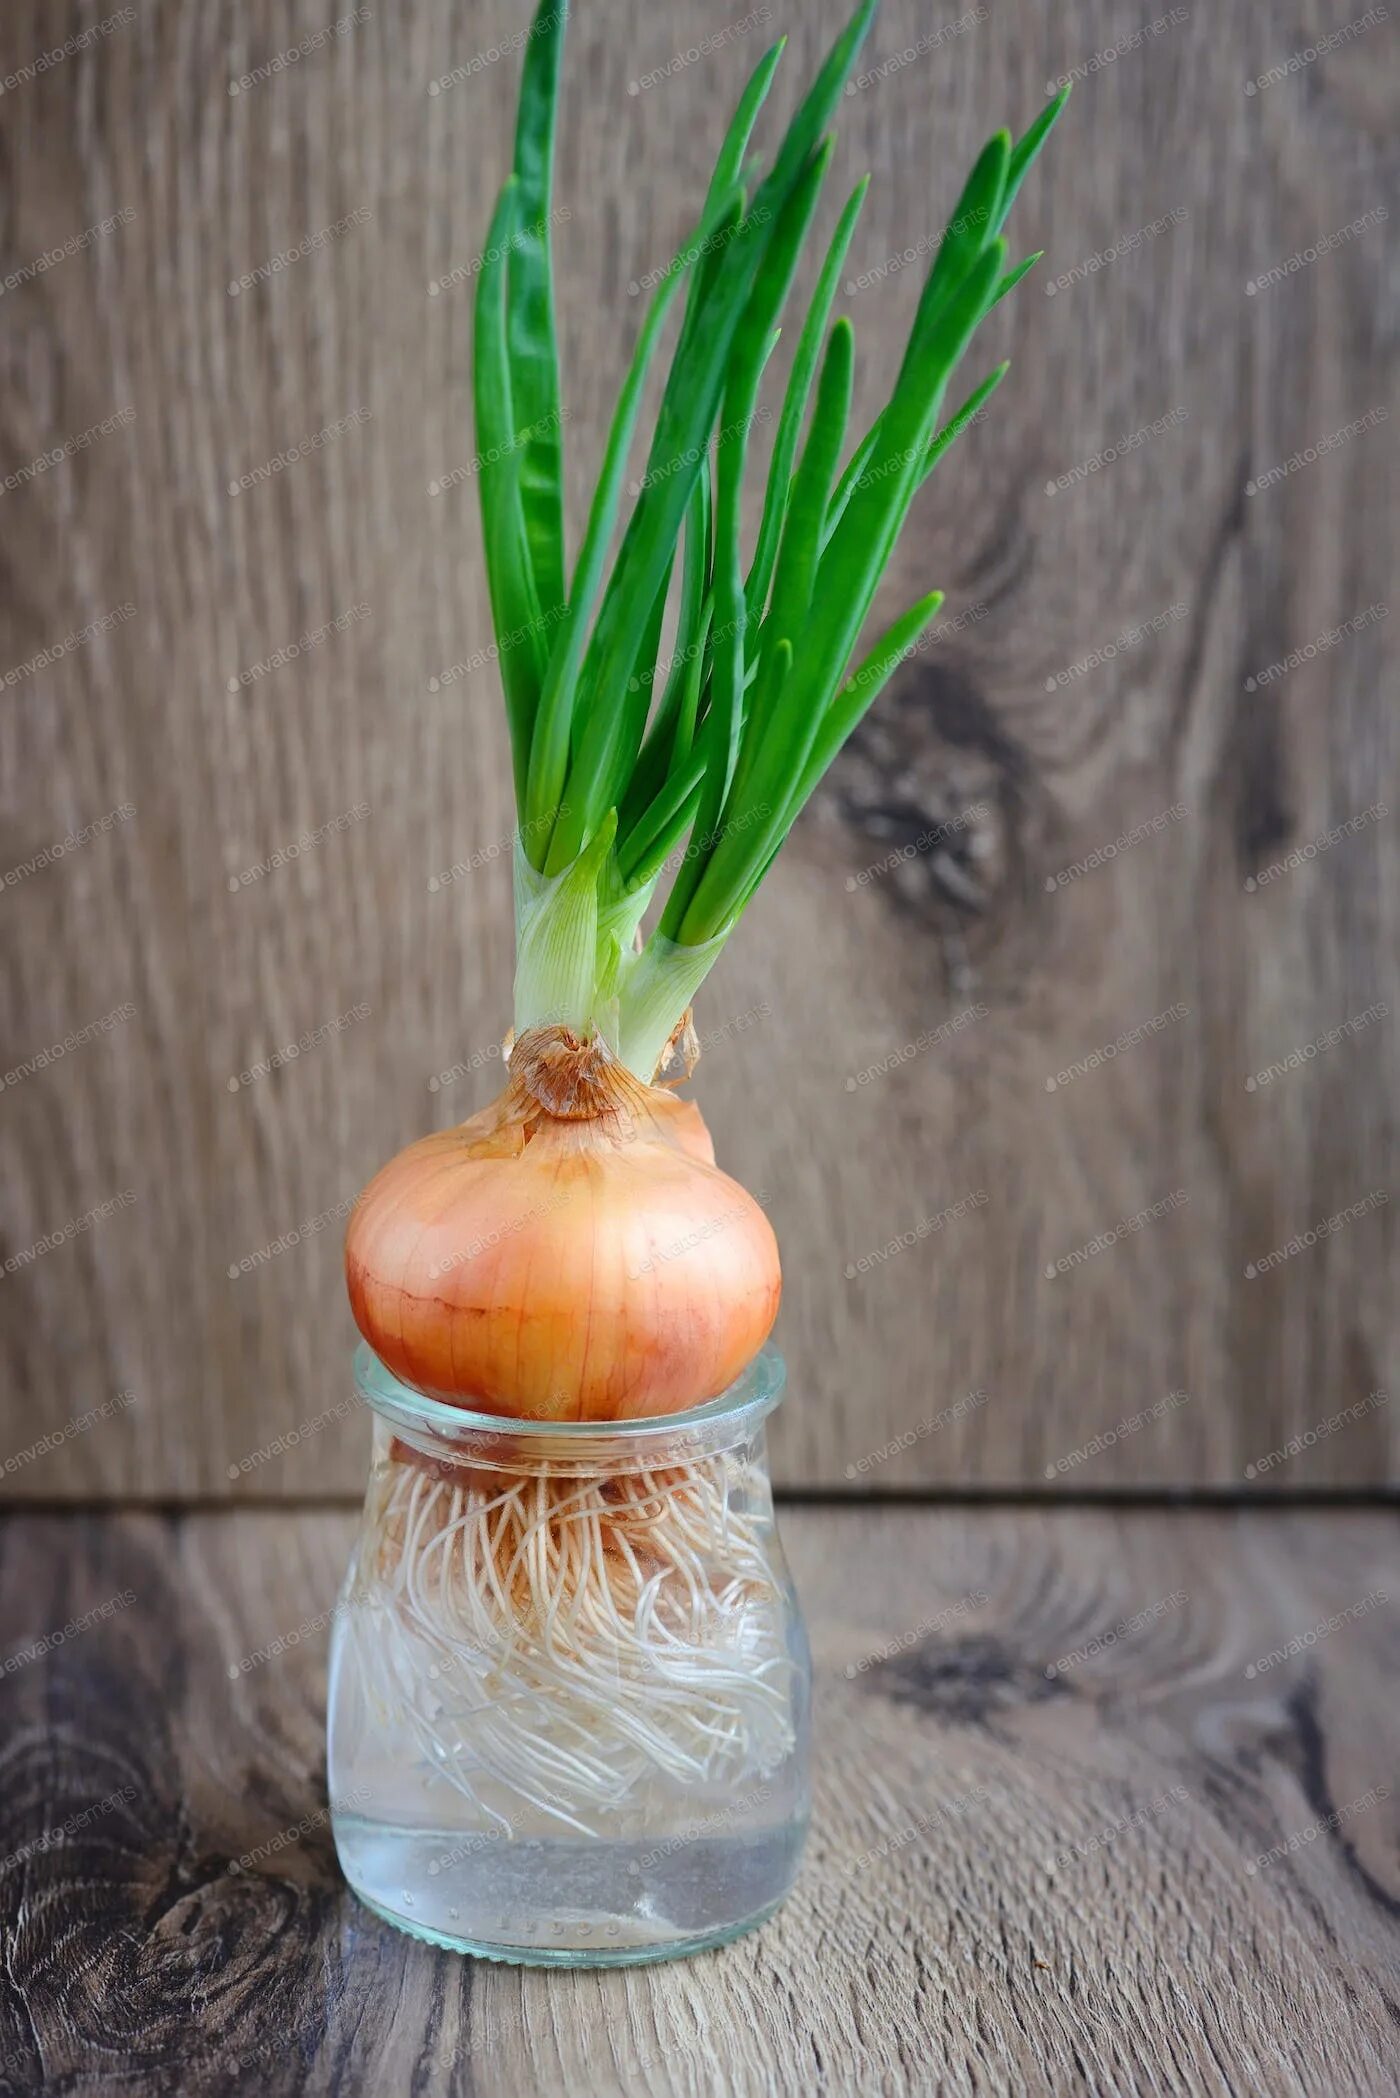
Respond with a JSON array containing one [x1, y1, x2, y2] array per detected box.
[[345, 1025, 780, 1419]]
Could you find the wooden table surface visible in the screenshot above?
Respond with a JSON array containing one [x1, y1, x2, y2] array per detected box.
[[1, 1504, 1396, 2097]]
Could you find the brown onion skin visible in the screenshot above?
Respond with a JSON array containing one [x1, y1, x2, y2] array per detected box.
[[345, 1027, 781, 1420]]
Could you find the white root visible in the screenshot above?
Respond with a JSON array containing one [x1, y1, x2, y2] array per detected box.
[[344, 1444, 797, 1836]]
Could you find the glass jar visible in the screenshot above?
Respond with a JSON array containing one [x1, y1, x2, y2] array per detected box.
[[328, 1342, 810, 1966]]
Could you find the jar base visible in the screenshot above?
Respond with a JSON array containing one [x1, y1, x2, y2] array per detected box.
[[334, 1810, 807, 1968], [350, 1886, 792, 1968]]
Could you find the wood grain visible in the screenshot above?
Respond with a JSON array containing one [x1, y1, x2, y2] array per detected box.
[[0, 1504, 1396, 2095], [0, 1, 1395, 1493]]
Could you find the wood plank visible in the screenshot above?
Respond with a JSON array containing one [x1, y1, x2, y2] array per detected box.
[[0, 1505, 1395, 2095], [0, 0, 1394, 1492]]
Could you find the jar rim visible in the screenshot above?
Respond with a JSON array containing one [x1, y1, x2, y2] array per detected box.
[[352, 1341, 786, 1470]]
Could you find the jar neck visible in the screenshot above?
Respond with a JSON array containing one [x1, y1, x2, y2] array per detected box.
[[354, 1341, 785, 1477]]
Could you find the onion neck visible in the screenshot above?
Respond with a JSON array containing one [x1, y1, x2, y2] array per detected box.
[[508, 1025, 650, 1120], [512, 830, 730, 1080]]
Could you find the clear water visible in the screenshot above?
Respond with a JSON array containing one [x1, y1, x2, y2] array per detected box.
[[329, 1611, 810, 1955], [327, 1584, 811, 1963], [333, 1817, 808, 1963]]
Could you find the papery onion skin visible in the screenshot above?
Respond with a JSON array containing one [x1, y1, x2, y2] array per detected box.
[[345, 1027, 781, 1420]]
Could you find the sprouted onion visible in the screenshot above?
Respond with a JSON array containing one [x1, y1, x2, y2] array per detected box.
[[343, 0, 1064, 1806], [347, 1026, 779, 1419]]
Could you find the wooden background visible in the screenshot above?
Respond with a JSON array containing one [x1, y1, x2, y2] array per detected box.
[[0, 0, 1395, 1498]]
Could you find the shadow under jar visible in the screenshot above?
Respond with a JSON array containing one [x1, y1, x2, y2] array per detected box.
[[329, 1343, 811, 1966]]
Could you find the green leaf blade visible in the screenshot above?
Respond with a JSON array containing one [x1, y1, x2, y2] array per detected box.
[[993, 85, 1070, 237], [522, 183, 740, 863], [475, 176, 547, 809], [507, 0, 570, 623], [748, 174, 870, 614]]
